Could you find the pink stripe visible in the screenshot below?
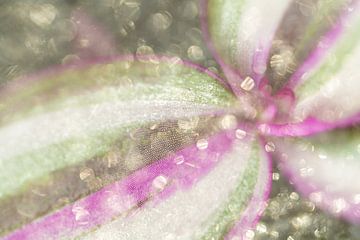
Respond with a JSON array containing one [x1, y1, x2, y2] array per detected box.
[[259, 117, 334, 137], [3, 131, 236, 240]]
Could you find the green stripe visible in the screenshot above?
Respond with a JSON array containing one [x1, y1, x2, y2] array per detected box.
[[0, 125, 130, 198], [199, 143, 260, 240], [2, 83, 232, 127], [208, 0, 246, 64], [0, 61, 235, 126], [291, 127, 360, 157]]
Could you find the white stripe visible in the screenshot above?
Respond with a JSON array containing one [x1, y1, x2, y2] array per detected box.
[[81, 140, 253, 240], [236, 0, 291, 76], [0, 100, 219, 161]]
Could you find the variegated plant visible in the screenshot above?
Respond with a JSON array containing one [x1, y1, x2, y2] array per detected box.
[[1, 0, 360, 239]]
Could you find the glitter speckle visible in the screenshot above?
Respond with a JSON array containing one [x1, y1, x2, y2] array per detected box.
[[221, 114, 237, 130], [270, 54, 285, 70], [270, 230, 279, 238], [240, 76, 255, 91], [304, 201, 316, 212], [187, 45, 204, 61], [272, 172, 280, 181], [29, 4, 57, 27], [152, 175, 168, 191], [290, 192, 300, 201], [265, 142, 276, 152], [270, 49, 296, 77], [72, 206, 90, 225], [150, 12, 172, 32], [314, 228, 322, 238], [174, 155, 185, 165], [244, 229, 255, 240], [196, 139, 208, 150], [332, 198, 348, 213], [291, 215, 311, 229], [256, 223, 267, 233], [235, 129, 247, 139], [136, 45, 154, 56], [79, 168, 95, 181]]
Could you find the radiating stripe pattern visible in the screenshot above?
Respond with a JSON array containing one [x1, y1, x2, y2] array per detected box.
[[292, 2, 360, 124], [0, 57, 239, 237]]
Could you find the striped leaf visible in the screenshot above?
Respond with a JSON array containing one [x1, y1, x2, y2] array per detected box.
[[291, 2, 360, 125], [273, 127, 360, 224], [0, 56, 236, 237]]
